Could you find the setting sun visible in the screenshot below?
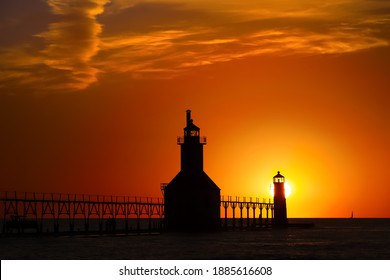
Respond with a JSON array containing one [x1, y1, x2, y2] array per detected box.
[[270, 183, 292, 198]]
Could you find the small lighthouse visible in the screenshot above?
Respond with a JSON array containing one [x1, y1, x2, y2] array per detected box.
[[164, 110, 221, 231], [273, 171, 288, 227]]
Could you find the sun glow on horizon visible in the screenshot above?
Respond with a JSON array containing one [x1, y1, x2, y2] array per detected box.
[[269, 182, 292, 198]]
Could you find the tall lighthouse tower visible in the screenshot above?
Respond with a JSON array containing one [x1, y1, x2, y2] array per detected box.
[[273, 171, 288, 227], [164, 110, 221, 231]]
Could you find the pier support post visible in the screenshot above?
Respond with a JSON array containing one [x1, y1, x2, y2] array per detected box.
[[231, 200, 237, 229], [223, 201, 229, 230], [259, 206, 263, 227], [246, 205, 250, 228], [239, 202, 244, 229]]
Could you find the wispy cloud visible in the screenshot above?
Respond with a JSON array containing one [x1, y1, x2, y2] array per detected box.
[[93, 0, 389, 79], [95, 25, 388, 79], [95, 29, 206, 74]]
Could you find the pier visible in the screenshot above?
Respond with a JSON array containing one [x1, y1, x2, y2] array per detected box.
[[0, 191, 273, 234], [0, 191, 164, 234]]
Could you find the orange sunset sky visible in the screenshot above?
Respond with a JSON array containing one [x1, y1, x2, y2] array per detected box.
[[1, 0, 389, 217]]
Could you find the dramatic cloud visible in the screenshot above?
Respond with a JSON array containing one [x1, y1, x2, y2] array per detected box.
[[0, 0, 109, 93], [0, 0, 389, 93], [37, 0, 109, 90]]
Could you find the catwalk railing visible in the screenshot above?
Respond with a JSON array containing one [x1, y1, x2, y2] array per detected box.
[[0, 191, 273, 234], [220, 196, 274, 229]]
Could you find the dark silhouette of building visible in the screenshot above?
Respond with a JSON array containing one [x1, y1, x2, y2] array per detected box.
[[164, 110, 221, 231], [273, 171, 288, 226]]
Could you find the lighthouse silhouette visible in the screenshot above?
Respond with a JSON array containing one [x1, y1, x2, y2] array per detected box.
[[164, 110, 221, 231], [273, 171, 288, 227]]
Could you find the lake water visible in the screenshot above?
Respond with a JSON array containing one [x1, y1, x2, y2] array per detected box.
[[1, 218, 389, 259]]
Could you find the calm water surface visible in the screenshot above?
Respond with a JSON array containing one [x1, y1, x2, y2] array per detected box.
[[1, 218, 389, 259]]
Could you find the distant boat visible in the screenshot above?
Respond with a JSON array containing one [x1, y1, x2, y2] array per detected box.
[[350, 211, 354, 219]]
